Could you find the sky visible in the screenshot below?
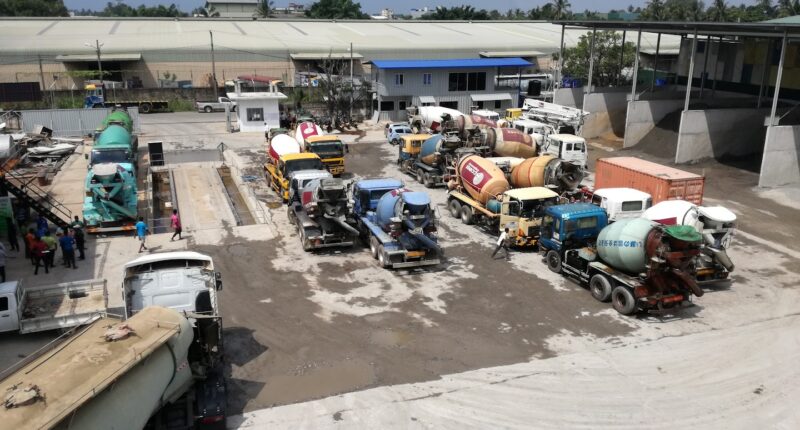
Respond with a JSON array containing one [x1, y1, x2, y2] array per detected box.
[[64, 0, 759, 14]]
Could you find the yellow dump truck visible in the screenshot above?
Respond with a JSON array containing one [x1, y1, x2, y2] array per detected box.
[[303, 135, 346, 176], [264, 152, 324, 202]]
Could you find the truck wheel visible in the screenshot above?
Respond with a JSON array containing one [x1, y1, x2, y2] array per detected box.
[[611, 286, 637, 315], [392, 138, 399, 146], [140, 103, 152, 114], [589, 274, 612, 302], [204, 106, 213, 113], [423, 173, 433, 188], [460, 206, 474, 225], [378, 245, 391, 268], [369, 236, 379, 259], [448, 200, 462, 218], [416, 168, 425, 184], [301, 232, 313, 252], [546, 250, 562, 273]]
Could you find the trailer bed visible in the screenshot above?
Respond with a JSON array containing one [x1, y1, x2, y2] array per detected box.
[[18, 279, 108, 334], [0, 307, 183, 430]]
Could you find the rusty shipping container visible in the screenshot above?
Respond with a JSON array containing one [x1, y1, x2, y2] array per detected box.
[[594, 157, 705, 205]]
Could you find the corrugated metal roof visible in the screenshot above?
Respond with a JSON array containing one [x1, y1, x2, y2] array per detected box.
[[480, 50, 546, 57], [55, 53, 142, 62], [470, 93, 513, 101], [371, 58, 531, 69], [290, 52, 364, 60]]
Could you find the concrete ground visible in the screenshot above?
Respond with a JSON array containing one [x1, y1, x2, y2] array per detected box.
[[1, 111, 798, 429]]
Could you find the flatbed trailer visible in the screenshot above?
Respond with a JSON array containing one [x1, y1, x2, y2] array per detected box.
[[358, 215, 441, 269], [288, 201, 357, 251]]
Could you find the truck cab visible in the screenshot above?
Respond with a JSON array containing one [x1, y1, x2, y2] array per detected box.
[[288, 169, 333, 204], [541, 134, 588, 168], [84, 83, 105, 108], [398, 134, 431, 164], [265, 153, 324, 202], [539, 203, 608, 254], [591, 188, 652, 222], [472, 109, 500, 122], [512, 118, 556, 146], [304, 135, 346, 176], [497, 187, 560, 246], [504, 108, 523, 123], [351, 178, 404, 217]]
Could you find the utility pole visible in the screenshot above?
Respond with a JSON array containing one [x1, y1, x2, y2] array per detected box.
[[37, 55, 45, 90], [95, 39, 103, 86], [210, 31, 218, 98], [349, 42, 354, 119]]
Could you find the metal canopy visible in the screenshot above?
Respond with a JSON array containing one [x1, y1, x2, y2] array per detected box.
[[553, 20, 800, 39], [56, 53, 142, 62], [479, 50, 546, 58], [470, 93, 513, 101], [290, 52, 363, 60], [419, 96, 436, 103]]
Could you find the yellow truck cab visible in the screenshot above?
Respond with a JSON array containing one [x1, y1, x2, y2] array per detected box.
[[498, 187, 560, 246], [304, 135, 346, 176], [399, 134, 431, 158], [264, 153, 324, 202], [505, 108, 522, 122]]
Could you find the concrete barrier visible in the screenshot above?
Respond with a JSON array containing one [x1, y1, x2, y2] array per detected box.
[[623, 99, 685, 148], [675, 108, 769, 164], [553, 88, 583, 109], [759, 125, 800, 187], [581, 90, 630, 139]]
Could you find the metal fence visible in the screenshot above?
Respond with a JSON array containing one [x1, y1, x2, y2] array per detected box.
[[19, 107, 141, 137]]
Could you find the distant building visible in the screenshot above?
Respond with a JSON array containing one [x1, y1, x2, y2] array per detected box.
[[206, 0, 259, 18], [409, 7, 430, 19], [370, 57, 533, 121], [371, 9, 394, 20]]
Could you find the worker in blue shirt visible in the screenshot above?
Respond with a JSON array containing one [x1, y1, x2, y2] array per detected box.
[[135, 217, 148, 253], [59, 230, 77, 269]]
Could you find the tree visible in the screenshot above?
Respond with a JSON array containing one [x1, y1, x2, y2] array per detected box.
[[0, 0, 69, 16], [421, 5, 491, 20], [562, 30, 636, 87], [192, 2, 220, 17], [706, 0, 728, 21], [305, 0, 367, 19], [777, 0, 800, 16], [96, 1, 187, 17], [317, 53, 367, 128], [254, 0, 273, 18], [549, 0, 572, 20], [641, 0, 667, 20]]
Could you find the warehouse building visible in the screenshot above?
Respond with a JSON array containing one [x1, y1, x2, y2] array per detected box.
[[370, 57, 533, 121], [0, 18, 677, 92]]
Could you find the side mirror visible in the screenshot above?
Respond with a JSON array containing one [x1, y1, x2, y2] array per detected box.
[[215, 272, 223, 290], [84, 154, 89, 160]]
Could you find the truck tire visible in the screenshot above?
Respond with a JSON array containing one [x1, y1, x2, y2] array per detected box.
[[392, 138, 399, 146], [416, 168, 425, 184], [589, 274, 612, 302], [301, 231, 313, 252], [460, 206, 474, 225], [204, 106, 213, 113], [378, 245, 391, 268], [140, 103, 152, 114], [423, 173, 433, 188], [369, 236, 379, 259], [448, 200, 462, 218], [611, 286, 637, 315], [546, 250, 562, 273]]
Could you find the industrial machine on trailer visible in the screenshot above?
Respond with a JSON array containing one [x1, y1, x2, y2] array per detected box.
[[84, 82, 169, 113], [351, 179, 442, 269], [288, 177, 360, 251], [83, 110, 139, 233], [539, 204, 705, 315], [0, 252, 226, 430]]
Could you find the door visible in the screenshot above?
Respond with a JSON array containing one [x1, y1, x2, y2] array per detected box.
[[0, 293, 19, 333]]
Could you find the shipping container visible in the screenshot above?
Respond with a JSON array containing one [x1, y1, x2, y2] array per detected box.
[[594, 157, 704, 205]]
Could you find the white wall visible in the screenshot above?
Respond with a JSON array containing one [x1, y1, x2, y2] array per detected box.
[[675, 108, 768, 164], [553, 88, 583, 109], [237, 99, 280, 133], [759, 125, 800, 187], [623, 99, 685, 148], [581, 88, 630, 139]]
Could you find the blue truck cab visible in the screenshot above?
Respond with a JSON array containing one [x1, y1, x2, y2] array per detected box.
[[539, 203, 608, 254], [352, 178, 404, 216]]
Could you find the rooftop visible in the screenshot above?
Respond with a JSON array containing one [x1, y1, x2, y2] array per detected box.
[[370, 57, 532, 70], [505, 187, 558, 200]]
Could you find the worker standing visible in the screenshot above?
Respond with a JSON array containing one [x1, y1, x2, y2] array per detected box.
[[42, 231, 57, 269], [24, 228, 36, 264], [6, 217, 19, 252], [135, 217, 148, 253], [170, 210, 182, 241], [491, 227, 512, 261], [32, 236, 49, 275], [71, 216, 86, 260], [59, 230, 77, 269]]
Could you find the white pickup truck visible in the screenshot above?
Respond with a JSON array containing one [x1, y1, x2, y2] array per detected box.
[[196, 96, 236, 113], [0, 279, 108, 334]]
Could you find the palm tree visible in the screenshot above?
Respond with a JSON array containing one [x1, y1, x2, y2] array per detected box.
[[643, 0, 666, 21], [254, 0, 273, 18], [777, 0, 799, 16], [549, 0, 572, 20], [196, 2, 219, 17], [708, 0, 727, 21]]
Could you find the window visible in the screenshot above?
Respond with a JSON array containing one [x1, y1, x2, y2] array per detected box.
[[422, 102, 434, 107], [423, 73, 432, 85], [621, 201, 644, 211], [246, 107, 263, 122], [495, 100, 502, 109], [475, 101, 484, 109], [0, 296, 7, 312], [394, 74, 404, 85], [399, 101, 407, 111], [380, 101, 395, 111], [577, 216, 598, 229], [439, 101, 458, 109], [448, 72, 486, 91]]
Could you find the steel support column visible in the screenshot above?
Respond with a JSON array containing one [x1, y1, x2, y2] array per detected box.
[[700, 35, 711, 98], [630, 30, 642, 101], [684, 30, 698, 112], [769, 31, 788, 126], [651, 33, 661, 91], [618, 31, 626, 86], [757, 39, 771, 108], [559, 24, 565, 87], [587, 27, 597, 93], [711, 37, 722, 97]]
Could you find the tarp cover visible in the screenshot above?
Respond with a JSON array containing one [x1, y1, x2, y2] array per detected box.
[[664, 225, 702, 243]]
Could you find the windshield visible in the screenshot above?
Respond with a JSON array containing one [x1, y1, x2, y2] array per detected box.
[[519, 197, 556, 219], [91, 149, 129, 165], [570, 142, 585, 152], [286, 159, 324, 174], [309, 142, 343, 158]]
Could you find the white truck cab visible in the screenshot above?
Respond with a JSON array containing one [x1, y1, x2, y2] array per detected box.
[[541, 133, 588, 168], [512, 118, 556, 146], [472, 109, 500, 122], [591, 188, 653, 222]]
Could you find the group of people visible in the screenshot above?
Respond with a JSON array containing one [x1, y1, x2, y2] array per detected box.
[[21, 215, 86, 275]]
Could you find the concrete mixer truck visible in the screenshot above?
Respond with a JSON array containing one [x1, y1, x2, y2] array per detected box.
[[539, 205, 704, 315], [351, 179, 441, 269], [264, 133, 324, 202], [397, 133, 485, 188], [406, 105, 465, 133], [289, 177, 360, 251], [447, 155, 560, 247], [643, 200, 736, 284], [295, 121, 347, 176]]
